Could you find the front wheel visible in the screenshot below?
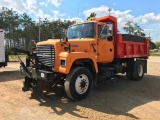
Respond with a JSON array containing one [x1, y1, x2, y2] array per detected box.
[[64, 67, 93, 100]]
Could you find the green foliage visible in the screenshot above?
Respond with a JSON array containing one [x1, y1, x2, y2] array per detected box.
[[5, 48, 14, 54], [123, 21, 145, 37], [150, 53, 160, 56], [87, 12, 96, 20], [150, 41, 156, 49], [0, 7, 75, 50], [155, 42, 160, 49]]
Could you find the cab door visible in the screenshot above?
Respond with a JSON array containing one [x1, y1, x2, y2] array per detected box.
[[97, 23, 114, 63]]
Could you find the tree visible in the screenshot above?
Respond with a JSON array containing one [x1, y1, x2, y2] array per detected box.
[[155, 42, 160, 49], [0, 7, 22, 48], [150, 41, 156, 49], [87, 12, 96, 20], [123, 21, 145, 37], [0, 7, 75, 51], [45, 19, 75, 39]]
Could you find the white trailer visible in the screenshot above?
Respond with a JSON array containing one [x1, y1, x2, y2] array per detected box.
[[0, 29, 8, 67]]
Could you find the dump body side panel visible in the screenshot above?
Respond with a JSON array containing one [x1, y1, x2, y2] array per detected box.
[[114, 34, 149, 59]]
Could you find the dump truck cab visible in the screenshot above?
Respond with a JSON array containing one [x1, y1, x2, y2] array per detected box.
[[35, 16, 116, 75]]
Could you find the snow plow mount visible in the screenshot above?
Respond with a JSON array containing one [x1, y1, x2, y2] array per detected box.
[[11, 48, 35, 78]]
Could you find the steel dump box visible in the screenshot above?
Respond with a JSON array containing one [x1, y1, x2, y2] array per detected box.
[[114, 34, 150, 59]]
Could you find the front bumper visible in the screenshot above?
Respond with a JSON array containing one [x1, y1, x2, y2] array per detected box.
[[20, 66, 53, 81], [32, 68, 53, 81]]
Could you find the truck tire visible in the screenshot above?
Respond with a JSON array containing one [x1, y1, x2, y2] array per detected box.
[[64, 67, 93, 100], [132, 61, 144, 81], [126, 61, 134, 80]]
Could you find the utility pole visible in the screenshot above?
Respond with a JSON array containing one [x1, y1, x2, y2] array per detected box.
[[39, 18, 41, 42]]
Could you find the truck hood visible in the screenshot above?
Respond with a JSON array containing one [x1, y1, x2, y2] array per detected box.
[[36, 39, 60, 46], [36, 38, 96, 53]]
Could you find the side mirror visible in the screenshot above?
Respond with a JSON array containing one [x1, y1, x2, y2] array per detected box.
[[60, 37, 68, 43], [107, 35, 113, 41]]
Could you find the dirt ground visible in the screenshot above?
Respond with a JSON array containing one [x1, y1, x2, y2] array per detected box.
[[0, 57, 160, 120]]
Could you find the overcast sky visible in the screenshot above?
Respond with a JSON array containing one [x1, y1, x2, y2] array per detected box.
[[1, 0, 160, 42]]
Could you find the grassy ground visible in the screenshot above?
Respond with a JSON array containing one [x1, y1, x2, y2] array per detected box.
[[150, 53, 160, 56], [9, 55, 26, 61], [150, 51, 160, 56]]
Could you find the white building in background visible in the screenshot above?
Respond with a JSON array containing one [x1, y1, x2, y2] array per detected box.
[[0, 29, 8, 67]]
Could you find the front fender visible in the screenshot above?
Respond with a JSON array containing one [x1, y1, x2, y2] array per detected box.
[[57, 52, 98, 74]]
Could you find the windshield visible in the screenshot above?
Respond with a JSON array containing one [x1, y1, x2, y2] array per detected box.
[[67, 22, 95, 39]]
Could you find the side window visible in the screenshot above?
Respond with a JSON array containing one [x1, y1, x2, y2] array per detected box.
[[107, 23, 113, 35], [98, 25, 107, 39]]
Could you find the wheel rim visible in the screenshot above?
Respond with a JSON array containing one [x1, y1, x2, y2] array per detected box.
[[138, 65, 143, 76], [75, 74, 89, 94]]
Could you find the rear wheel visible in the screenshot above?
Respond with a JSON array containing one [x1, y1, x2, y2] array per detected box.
[[126, 60, 144, 81], [64, 67, 93, 100], [132, 61, 144, 81]]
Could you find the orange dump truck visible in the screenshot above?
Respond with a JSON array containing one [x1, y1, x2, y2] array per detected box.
[[13, 15, 150, 100]]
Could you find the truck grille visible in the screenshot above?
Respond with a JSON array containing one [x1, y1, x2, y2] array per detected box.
[[36, 45, 55, 67]]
